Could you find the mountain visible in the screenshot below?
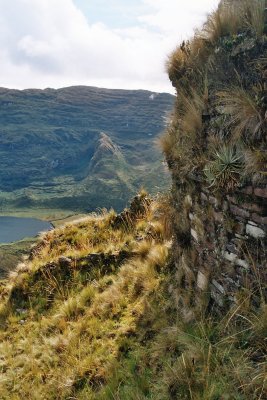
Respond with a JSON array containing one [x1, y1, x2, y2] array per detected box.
[[0, 86, 174, 211]]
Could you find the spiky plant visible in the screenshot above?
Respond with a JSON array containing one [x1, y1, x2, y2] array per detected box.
[[204, 145, 243, 191]]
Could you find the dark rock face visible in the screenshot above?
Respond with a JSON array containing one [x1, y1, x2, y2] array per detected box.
[[112, 192, 152, 229], [165, 0, 267, 317]]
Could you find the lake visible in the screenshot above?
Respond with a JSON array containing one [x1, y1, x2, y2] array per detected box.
[[0, 216, 52, 244]]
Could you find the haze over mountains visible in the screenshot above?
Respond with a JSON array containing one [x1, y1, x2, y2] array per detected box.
[[0, 86, 174, 211]]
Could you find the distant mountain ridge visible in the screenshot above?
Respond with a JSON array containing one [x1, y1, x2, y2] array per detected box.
[[0, 86, 174, 211]]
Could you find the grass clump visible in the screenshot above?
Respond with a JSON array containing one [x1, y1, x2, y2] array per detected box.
[[201, 0, 266, 42], [217, 86, 266, 142], [160, 86, 207, 182], [243, 147, 267, 182], [0, 195, 169, 399]]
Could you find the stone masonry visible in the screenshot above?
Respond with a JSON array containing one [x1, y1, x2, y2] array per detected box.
[[171, 179, 267, 316]]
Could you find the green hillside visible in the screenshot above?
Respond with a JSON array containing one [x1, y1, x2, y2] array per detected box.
[[0, 86, 174, 211]]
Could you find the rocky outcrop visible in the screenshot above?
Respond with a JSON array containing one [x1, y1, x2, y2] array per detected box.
[[112, 192, 152, 229], [88, 132, 124, 173]]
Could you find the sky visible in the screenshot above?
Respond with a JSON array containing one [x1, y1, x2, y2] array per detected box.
[[0, 0, 220, 93]]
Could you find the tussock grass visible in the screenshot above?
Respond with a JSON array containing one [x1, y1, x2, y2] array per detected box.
[[0, 0, 266, 396], [200, 2, 243, 44], [243, 0, 266, 37], [217, 86, 266, 141], [0, 194, 265, 398], [161, 86, 207, 182], [243, 148, 267, 182], [200, 0, 265, 43], [0, 196, 169, 398]]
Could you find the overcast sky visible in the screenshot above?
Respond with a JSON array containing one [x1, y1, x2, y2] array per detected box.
[[0, 0, 220, 93]]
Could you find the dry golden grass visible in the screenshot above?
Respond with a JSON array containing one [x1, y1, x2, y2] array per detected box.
[[179, 89, 205, 136], [243, 147, 267, 182], [0, 197, 171, 399], [167, 44, 190, 84], [200, 2, 243, 44], [0, 0, 266, 397], [217, 86, 265, 141], [166, 39, 210, 90], [200, 0, 265, 43], [243, 0, 266, 37], [0, 195, 266, 399], [159, 123, 179, 160], [160, 86, 208, 182]]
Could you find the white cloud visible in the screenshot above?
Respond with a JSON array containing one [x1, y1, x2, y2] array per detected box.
[[0, 0, 220, 93], [141, 0, 219, 34]]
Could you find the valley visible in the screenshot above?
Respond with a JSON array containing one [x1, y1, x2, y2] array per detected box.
[[0, 86, 174, 212], [0, 86, 174, 273]]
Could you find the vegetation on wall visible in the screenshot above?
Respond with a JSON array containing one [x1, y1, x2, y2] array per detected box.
[[204, 145, 244, 191], [164, 0, 266, 192]]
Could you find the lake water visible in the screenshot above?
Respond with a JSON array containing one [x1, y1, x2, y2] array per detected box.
[[0, 216, 52, 244]]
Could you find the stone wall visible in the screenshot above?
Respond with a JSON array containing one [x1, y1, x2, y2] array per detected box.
[[170, 178, 267, 318], [165, 0, 267, 318]]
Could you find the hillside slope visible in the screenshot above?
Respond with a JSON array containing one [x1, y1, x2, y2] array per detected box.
[[0, 86, 173, 211], [0, 194, 266, 399]]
